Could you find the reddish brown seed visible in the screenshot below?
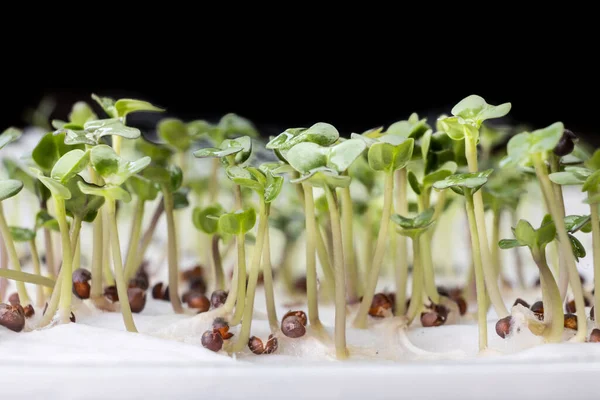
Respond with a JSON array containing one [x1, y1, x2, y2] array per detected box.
[[282, 310, 307, 327], [454, 296, 467, 316], [210, 290, 228, 308], [264, 334, 278, 354], [8, 292, 19, 305], [129, 276, 149, 291], [212, 318, 233, 339], [23, 304, 34, 318], [182, 265, 204, 281], [368, 293, 393, 318], [513, 298, 530, 309], [201, 330, 223, 352], [282, 315, 306, 338], [70, 312, 76, 323], [564, 313, 578, 330], [152, 282, 164, 300], [104, 286, 119, 302], [421, 311, 445, 327], [128, 288, 146, 313], [248, 336, 264, 354], [530, 301, 544, 320], [293, 276, 307, 293], [187, 293, 210, 312], [437, 286, 449, 297], [566, 300, 576, 313], [162, 286, 170, 301], [0, 303, 25, 332], [386, 292, 397, 314], [72, 268, 92, 300], [591, 306, 595, 321], [189, 276, 207, 295], [590, 329, 600, 343], [496, 316, 513, 338]]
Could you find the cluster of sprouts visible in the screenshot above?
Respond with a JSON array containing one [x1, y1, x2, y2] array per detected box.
[[0, 93, 598, 360]]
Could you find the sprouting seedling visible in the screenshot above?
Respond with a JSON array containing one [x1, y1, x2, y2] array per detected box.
[[483, 167, 530, 285], [437, 95, 512, 319], [192, 204, 226, 291], [550, 148, 600, 325], [499, 216, 564, 342], [213, 207, 256, 322], [433, 169, 493, 351], [407, 159, 457, 305], [33, 147, 91, 326], [0, 127, 33, 307], [286, 136, 368, 359], [227, 165, 284, 351], [121, 175, 160, 283], [350, 135, 414, 330], [193, 135, 253, 207], [51, 101, 98, 130], [390, 207, 436, 325], [506, 122, 588, 342], [141, 161, 184, 314], [90, 94, 165, 154], [78, 145, 151, 331], [269, 124, 338, 302]]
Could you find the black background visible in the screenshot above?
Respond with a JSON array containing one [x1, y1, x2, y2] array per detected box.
[[2, 69, 599, 146]]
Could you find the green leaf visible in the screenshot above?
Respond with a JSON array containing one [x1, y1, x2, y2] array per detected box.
[[0, 180, 23, 202], [436, 117, 469, 141], [225, 166, 263, 193], [291, 167, 351, 189], [3, 158, 50, 203], [348, 156, 375, 192], [50, 149, 90, 184], [529, 122, 563, 154], [37, 175, 71, 199], [451, 95, 511, 125], [187, 120, 214, 139], [386, 114, 430, 139], [505, 132, 531, 167], [432, 169, 493, 194], [216, 113, 258, 139], [564, 215, 591, 234], [286, 142, 328, 174], [135, 138, 174, 165], [391, 208, 435, 238], [220, 136, 253, 166], [219, 208, 256, 235], [68, 102, 98, 126], [114, 98, 165, 118], [35, 210, 60, 232], [568, 234, 586, 261], [65, 176, 105, 222], [192, 204, 224, 234], [264, 172, 283, 203], [514, 219, 536, 248], [549, 171, 586, 186], [583, 170, 600, 192], [158, 118, 191, 152], [498, 239, 523, 249], [173, 188, 190, 210], [0, 127, 22, 150], [537, 218, 557, 247], [193, 146, 242, 159], [78, 181, 131, 202], [32, 132, 84, 173], [408, 170, 422, 195], [91, 94, 117, 118], [367, 139, 414, 172], [266, 123, 339, 151], [91, 145, 151, 186], [585, 149, 600, 171], [420, 129, 432, 160], [60, 118, 141, 146], [125, 175, 159, 201], [423, 161, 458, 189], [9, 227, 35, 242], [327, 139, 367, 172]]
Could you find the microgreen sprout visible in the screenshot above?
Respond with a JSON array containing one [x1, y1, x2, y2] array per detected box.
[[506, 122, 588, 341], [433, 169, 493, 351], [499, 216, 564, 342]]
